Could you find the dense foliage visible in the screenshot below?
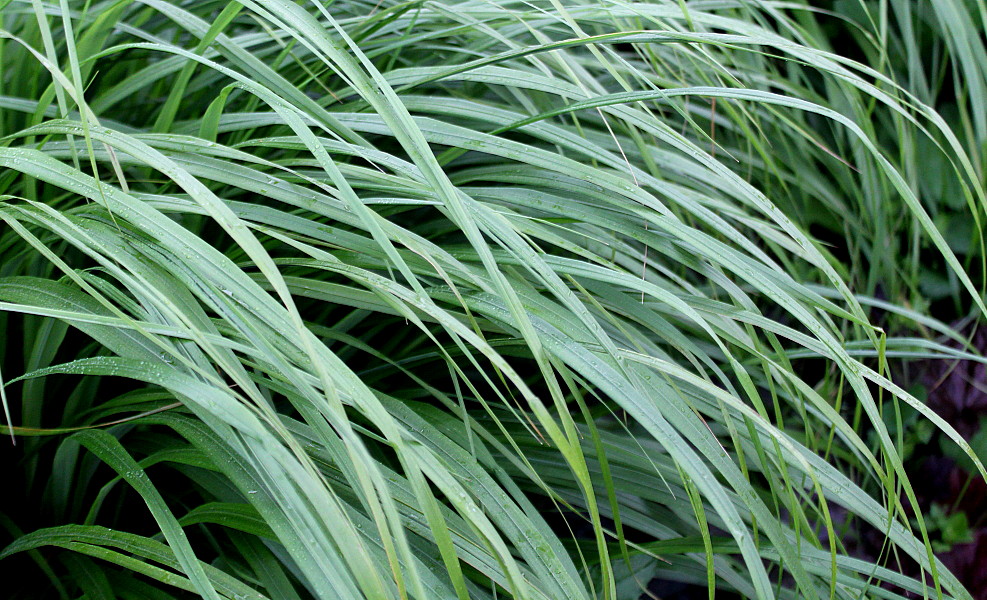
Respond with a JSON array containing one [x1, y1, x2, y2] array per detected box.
[[1, 1, 986, 599]]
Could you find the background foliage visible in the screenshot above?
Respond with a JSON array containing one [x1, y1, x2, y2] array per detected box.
[[1, 1, 986, 599]]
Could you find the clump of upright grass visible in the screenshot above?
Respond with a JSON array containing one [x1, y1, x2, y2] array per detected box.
[[1, 1, 985, 599]]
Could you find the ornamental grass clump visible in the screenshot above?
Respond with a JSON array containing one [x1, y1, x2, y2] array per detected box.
[[1, 1, 986, 599]]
